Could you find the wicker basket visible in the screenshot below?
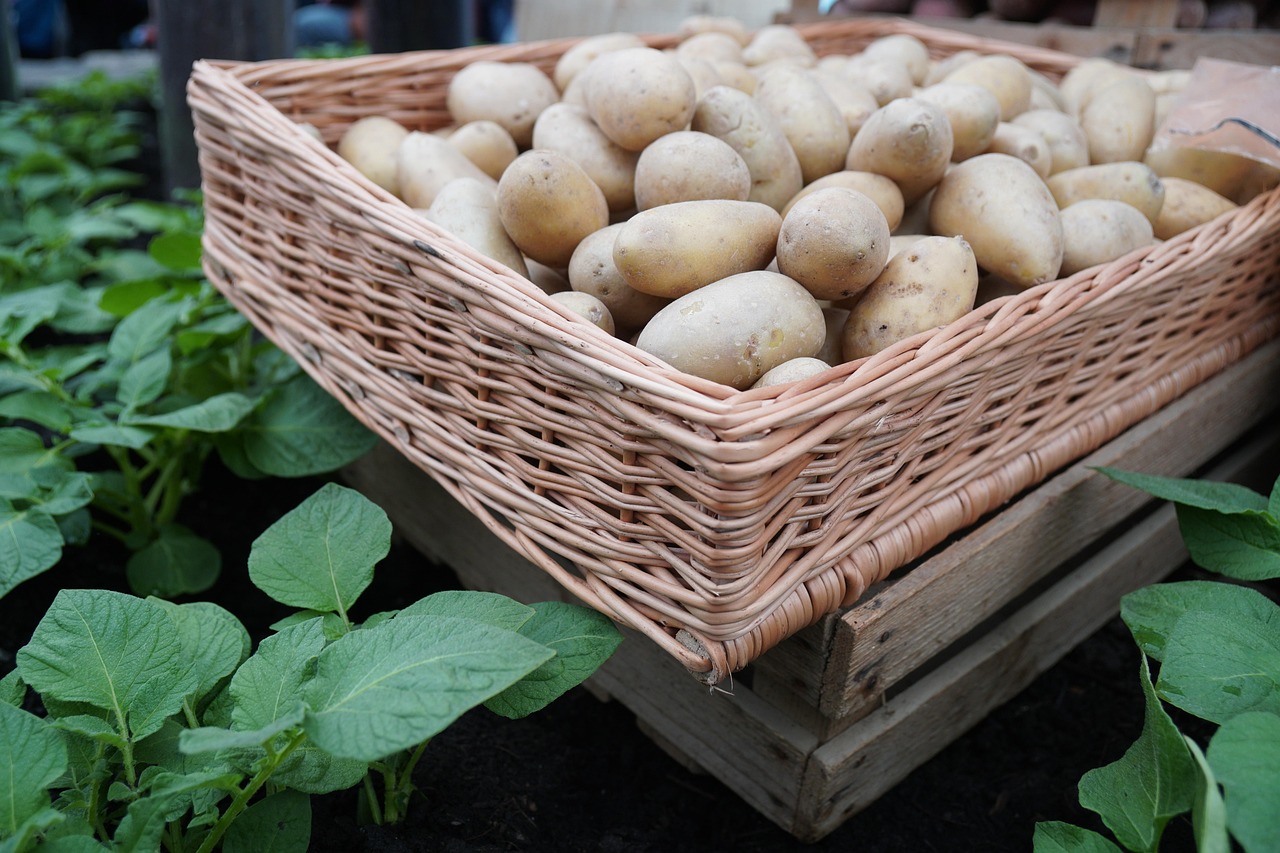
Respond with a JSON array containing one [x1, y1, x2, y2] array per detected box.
[[187, 17, 1280, 683]]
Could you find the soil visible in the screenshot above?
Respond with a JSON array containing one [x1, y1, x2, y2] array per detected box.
[[2, 458, 1223, 853]]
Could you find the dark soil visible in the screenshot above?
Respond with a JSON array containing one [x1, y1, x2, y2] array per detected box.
[[0, 459, 1219, 852]]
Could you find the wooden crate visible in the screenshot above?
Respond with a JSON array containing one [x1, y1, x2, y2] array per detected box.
[[342, 337, 1280, 842]]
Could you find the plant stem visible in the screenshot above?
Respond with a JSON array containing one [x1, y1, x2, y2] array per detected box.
[[362, 773, 384, 826], [385, 739, 429, 823], [90, 519, 132, 544], [194, 731, 305, 853]]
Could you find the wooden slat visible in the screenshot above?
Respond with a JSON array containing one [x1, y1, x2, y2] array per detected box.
[[1095, 0, 1180, 28], [816, 338, 1280, 724], [793, 425, 1280, 841]]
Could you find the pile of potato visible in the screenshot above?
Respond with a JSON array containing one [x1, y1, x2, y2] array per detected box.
[[337, 16, 1277, 391]]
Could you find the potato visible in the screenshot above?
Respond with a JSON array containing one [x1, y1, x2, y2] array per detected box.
[[532, 103, 639, 213], [568, 223, 670, 333], [709, 60, 758, 94], [635, 271, 825, 390], [423, 177, 528, 278], [923, 50, 980, 87], [751, 357, 832, 388], [1058, 57, 1130, 116], [337, 116, 409, 196], [691, 85, 804, 212], [550, 291, 615, 336], [553, 32, 646, 92], [1080, 74, 1156, 164], [930, 153, 1064, 288], [841, 235, 979, 360], [916, 82, 1001, 162], [497, 149, 609, 268], [1153, 177, 1238, 240], [846, 97, 953, 205], [888, 233, 930, 259], [781, 171, 904, 231], [633, 131, 750, 210], [1059, 199, 1154, 276], [1012, 109, 1089, 175], [809, 68, 880, 138], [844, 55, 915, 106], [943, 54, 1032, 121], [585, 48, 697, 152], [612, 199, 781, 298], [525, 259, 571, 295], [678, 14, 750, 46], [860, 34, 930, 85], [446, 61, 559, 148], [675, 31, 743, 64], [776, 188, 891, 301], [1027, 67, 1067, 112], [676, 56, 723, 99], [1047, 162, 1166, 224], [396, 131, 496, 209], [985, 122, 1051, 179], [1143, 146, 1256, 199], [754, 65, 851, 184], [742, 25, 817, 67], [447, 120, 519, 182]]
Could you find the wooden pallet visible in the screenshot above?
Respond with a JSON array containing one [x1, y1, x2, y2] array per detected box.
[[342, 338, 1280, 841]]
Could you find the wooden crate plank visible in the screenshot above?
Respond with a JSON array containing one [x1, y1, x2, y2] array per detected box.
[[792, 427, 1280, 841], [818, 339, 1280, 723], [1095, 0, 1180, 28]]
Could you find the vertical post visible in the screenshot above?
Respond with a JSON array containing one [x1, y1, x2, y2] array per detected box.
[[0, 0, 18, 101], [153, 0, 293, 193], [365, 0, 473, 53]]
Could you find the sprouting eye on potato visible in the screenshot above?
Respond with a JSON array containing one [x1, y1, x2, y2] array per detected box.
[[334, 17, 1264, 390]]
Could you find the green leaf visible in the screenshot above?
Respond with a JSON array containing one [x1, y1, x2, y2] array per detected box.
[[1096, 468, 1270, 515], [148, 232, 202, 272], [126, 526, 222, 598], [268, 610, 348, 641], [0, 391, 74, 433], [0, 809, 65, 853], [150, 599, 249, 704], [98, 279, 169, 316], [1270, 475, 1280, 520], [485, 601, 622, 719], [0, 503, 64, 598], [113, 772, 238, 853], [1122, 581, 1280, 661], [123, 392, 256, 432], [117, 348, 172, 409], [0, 703, 67, 836], [1175, 505, 1280, 581], [68, 422, 155, 450], [50, 714, 129, 751], [248, 482, 388, 615], [16, 590, 196, 739], [242, 376, 378, 477], [180, 704, 306, 754], [176, 311, 248, 356], [38, 836, 108, 852], [0, 428, 68, 475], [222, 789, 311, 853], [114, 201, 194, 235], [1157, 609, 1280, 724], [1207, 711, 1280, 853], [213, 432, 268, 481], [304, 615, 554, 761], [1032, 822, 1125, 853], [92, 250, 170, 287], [1078, 654, 1196, 852], [396, 590, 535, 631], [35, 472, 95, 516], [56, 508, 92, 548], [0, 670, 24, 707], [107, 298, 185, 364], [1184, 736, 1230, 853]]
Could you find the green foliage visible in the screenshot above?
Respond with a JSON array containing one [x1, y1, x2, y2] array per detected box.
[[1035, 468, 1280, 853], [2, 484, 622, 850], [0, 77, 377, 599]]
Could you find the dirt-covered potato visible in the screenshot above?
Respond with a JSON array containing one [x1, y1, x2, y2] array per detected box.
[[553, 32, 646, 92], [612, 199, 781, 298], [776, 188, 891, 302], [567, 223, 670, 333], [753, 65, 850, 184], [1047, 162, 1166, 224], [446, 61, 559, 148], [635, 271, 825, 389], [691, 85, 804, 212], [930, 153, 1063, 288], [985, 122, 1051, 179], [751, 357, 832, 388], [846, 97, 953, 205], [633, 131, 751, 210], [584, 48, 697, 152], [396, 131, 496, 210], [532, 103, 639, 213], [916, 82, 1001, 162], [841, 235, 979, 360], [942, 54, 1032, 121], [337, 116, 409, 196], [1153, 177, 1239, 240], [1058, 199, 1154, 276], [1011, 110, 1089, 175], [497, 149, 609, 268], [549, 291, 615, 336], [1079, 74, 1156, 164], [447, 120, 519, 182], [423, 178, 528, 278], [781, 171, 904, 231]]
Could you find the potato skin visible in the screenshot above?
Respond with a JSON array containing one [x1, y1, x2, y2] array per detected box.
[[847, 97, 954, 205], [751, 357, 831, 388], [532, 103, 639, 213], [985, 122, 1051, 179], [553, 32, 646, 92], [550, 291, 615, 336], [497, 149, 609, 268], [929, 153, 1064, 288], [1047, 162, 1166, 224], [1012, 109, 1089, 175], [612, 200, 782, 298], [1153, 177, 1238, 240], [447, 121, 519, 182], [841, 235, 979, 360], [585, 48, 698, 151], [915, 83, 1001, 162], [753, 65, 850, 185], [633, 131, 751, 211], [446, 61, 559, 149], [635, 271, 825, 390], [776, 188, 891, 301], [568, 223, 670, 333], [397, 131, 496, 209], [1059, 199, 1154, 276], [943, 54, 1032, 121], [691, 85, 804, 212], [424, 178, 529, 278], [337, 116, 409, 196], [781, 171, 904, 231], [1080, 74, 1156, 164]]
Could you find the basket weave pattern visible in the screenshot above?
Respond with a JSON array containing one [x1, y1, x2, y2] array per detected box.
[[188, 18, 1280, 682]]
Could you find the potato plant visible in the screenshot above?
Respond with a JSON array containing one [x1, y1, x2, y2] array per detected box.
[[337, 19, 1277, 391]]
